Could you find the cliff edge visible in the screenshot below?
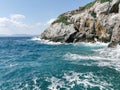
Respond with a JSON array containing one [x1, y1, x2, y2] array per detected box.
[[40, 0, 120, 47]]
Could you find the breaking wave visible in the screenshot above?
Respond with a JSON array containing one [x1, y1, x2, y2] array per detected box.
[[46, 71, 113, 90], [73, 42, 108, 47], [64, 45, 120, 71], [31, 37, 62, 45]]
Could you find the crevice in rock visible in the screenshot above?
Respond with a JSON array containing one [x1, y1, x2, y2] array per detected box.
[[109, 2, 119, 13], [65, 31, 78, 43]]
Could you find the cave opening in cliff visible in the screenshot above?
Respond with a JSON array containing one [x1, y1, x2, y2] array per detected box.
[[109, 2, 119, 13]]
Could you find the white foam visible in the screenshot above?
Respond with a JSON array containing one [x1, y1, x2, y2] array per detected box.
[[33, 85, 40, 90], [9, 64, 18, 67], [46, 71, 113, 90], [31, 37, 41, 41], [33, 77, 38, 85], [46, 77, 66, 90], [32, 37, 109, 46], [32, 77, 41, 90], [64, 45, 120, 71], [97, 45, 120, 60], [31, 37, 62, 45], [64, 53, 116, 61], [95, 45, 120, 71], [73, 42, 108, 47], [24, 83, 28, 88]]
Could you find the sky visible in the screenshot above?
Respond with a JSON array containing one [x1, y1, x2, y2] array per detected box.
[[0, 0, 93, 36]]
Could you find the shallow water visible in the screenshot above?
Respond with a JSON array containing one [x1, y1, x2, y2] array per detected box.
[[0, 37, 120, 90]]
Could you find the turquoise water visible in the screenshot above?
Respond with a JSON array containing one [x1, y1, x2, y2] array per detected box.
[[0, 37, 120, 90]]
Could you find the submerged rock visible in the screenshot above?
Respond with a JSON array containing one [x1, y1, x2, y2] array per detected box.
[[40, 0, 120, 47]]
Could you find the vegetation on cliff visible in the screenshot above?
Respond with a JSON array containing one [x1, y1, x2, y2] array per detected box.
[[80, 1, 96, 11], [100, 0, 111, 3], [41, 0, 120, 47], [52, 15, 72, 25]]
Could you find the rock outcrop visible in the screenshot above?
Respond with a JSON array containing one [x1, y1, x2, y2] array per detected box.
[[40, 0, 120, 47], [41, 23, 76, 42]]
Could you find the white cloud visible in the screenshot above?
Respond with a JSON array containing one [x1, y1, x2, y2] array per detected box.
[[47, 18, 56, 24], [0, 14, 49, 35], [10, 14, 25, 21], [0, 14, 56, 36]]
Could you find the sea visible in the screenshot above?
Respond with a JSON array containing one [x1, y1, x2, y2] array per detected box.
[[0, 37, 120, 90]]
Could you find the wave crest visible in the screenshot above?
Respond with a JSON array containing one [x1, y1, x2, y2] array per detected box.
[[73, 42, 108, 47], [46, 71, 113, 90], [64, 45, 120, 71], [31, 37, 62, 45]]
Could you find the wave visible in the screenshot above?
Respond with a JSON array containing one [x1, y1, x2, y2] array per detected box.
[[0, 76, 42, 90], [10, 71, 112, 90], [73, 42, 108, 47], [31, 37, 62, 45], [96, 45, 120, 60], [31, 37, 41, 41], [95, 45, 120, 71], [31, 37, 109, 46], [64, 53, 118, 61], [64, 45, 120, 71], [46, 71, 113, 90], [64, 53, 120, 71]]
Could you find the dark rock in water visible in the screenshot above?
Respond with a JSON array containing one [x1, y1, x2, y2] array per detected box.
[[50, 36, 65, 42], [65, 31, 78, 43], [40, 0, 120, 47], [74, 32, 86, 42], [108, 23, 120, 47], [108, 41, 118, 48]]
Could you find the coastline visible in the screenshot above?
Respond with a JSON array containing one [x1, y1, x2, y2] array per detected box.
[[40, 0, 120, 48]]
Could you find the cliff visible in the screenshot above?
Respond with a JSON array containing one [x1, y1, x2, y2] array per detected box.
[[40, 0, 120, 47]]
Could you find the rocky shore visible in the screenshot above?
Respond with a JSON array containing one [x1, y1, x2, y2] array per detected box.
[[40, 0, 120, 47]]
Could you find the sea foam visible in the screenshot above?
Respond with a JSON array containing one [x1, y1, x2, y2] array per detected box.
[[64, 45, 120, 71], [31, 37, 62, 45], [46, 71, 113, 90], [73, 42, 108, 47], [95, 45, 120, 71]]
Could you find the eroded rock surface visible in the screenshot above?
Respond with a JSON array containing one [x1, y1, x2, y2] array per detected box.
[[40, 0, 120, 47]]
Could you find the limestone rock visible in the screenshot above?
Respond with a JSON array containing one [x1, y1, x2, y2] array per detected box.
[[41, 23, 76, 42], [40, 0, 120, 47], [108, 22, 120, 47]]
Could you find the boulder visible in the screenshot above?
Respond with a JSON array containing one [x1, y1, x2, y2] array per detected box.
[[40, 23, 76, 42]]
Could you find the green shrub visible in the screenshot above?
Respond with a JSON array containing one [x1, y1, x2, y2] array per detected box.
[[91, 11, 96, 18], [80, 1, 96, 11], [100, 0, 111, 3], [53, 15, 72, 25]]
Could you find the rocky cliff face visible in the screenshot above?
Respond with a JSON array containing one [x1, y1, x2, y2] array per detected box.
[[40, 0, 120, 47]]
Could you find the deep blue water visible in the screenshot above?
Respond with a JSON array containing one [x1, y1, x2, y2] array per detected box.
[[0, 37, 120, 90]]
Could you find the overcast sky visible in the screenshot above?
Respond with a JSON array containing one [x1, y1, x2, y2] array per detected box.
[[0, 0, 93, 36]]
